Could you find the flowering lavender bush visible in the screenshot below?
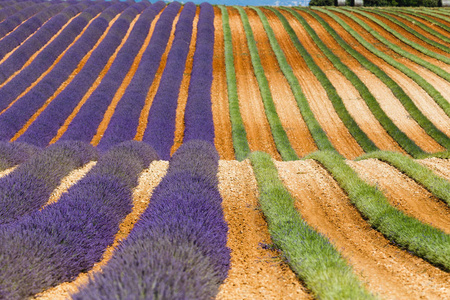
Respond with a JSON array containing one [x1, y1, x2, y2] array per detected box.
[[0, 2, 49, 39], [0, 141, 40, 171]]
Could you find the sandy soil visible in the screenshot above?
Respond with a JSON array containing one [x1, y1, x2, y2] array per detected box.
[[245, 8, 317, 158], [33, 160, 169, 300], [211, 7, 235, 160], [0, 166, 16, 178], [275, 8, 404, 154], [276, 159, 450, 299], [216, 160, 312, 299], [347, 159, 450, 234], [396, 12, 450, 40], [227, 7, 281, 160], [310, 9, 445, 153], [419, 157, 450, 181]]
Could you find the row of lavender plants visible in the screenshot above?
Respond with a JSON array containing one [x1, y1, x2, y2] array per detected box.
[[55, 1, 166, 144], [97, 1, 181, 151], [0, 140, 97, 225], [17, 2, 150, 147], [0, 141, 39, 170], [0, 140, 159, 299], [0, 1, 34, 22], [0, 2, 127, 141], [0, 1, 49, 39], [142, 1, 196, 159], [183, 2, 215, 144], [0, 2, 67, 60], [73, 140, 230, 299]]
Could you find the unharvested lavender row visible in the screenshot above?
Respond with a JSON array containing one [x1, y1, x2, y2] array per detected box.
[[143, 2, 196, 159], [0, 141, 158, 299], [0, 1, 49, 39], [73, 140, 230, 299], [0, 141, 39, 171], [0, 140, 97, 225], [0, 1, 34, 22], [0, 2, 127, 141], [97, 1, 181, 151], [183, 2, 215, 144], [18, 2, 149, 147]]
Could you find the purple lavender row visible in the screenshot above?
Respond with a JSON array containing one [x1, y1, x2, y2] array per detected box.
[[0, 2, 68, 60], [0, 140, 97, 225], [183, 2, 215, 144], [0, 1, 31, 22], [96, 1, 181, 151], [0, 1, 49, 39], [73, 140, 230, 299], [0, 1, 106, 90], [0, 3, 127, 141], [17, 2, 148, 147], [54, 2, 166, 144], [0, 141, 40, 171], [0, 141, 158, 300], [142, 2, 196, 160]]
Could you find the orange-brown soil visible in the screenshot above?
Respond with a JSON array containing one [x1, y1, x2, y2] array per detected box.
[[211, 7, 235, 160], [311, 9, 445, 153], [276, 159, 450, 300], [216, 160, 311, 299], [275, 8, 403, 153], [419, 157, 450, 181], [261, 9, 364, 159], [396, 12, 450, 40], [347, 159, 450, 234], [245, 8, 317, 158], [227, 7, 281, 160]]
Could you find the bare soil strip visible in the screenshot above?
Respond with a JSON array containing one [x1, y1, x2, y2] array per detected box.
[[276, 8, 403, 153], [33, 160, 169, 300], [419, 158, 450, 181], [347, 159, 450, 234], [216, 160, 312, 300], [263, 10, 363, 159], [313, 10, 445, 153], [227, 7, 281, 160], [211, 7, 235, 160], [170, 8, 199, 156], [245, 8, 317, 158], [0, 166, 16, 178], [398, 12, 450, 40], [276, 160, 450, 300]]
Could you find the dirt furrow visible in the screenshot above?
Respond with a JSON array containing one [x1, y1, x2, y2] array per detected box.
[[227, 7, 281, 160], [419, 157, 450, 181], [211, 7, 234, 160], [276, 160, 450, 300], [347, 159, 450, 234], [216, 160, 311, 300], [276, 8, 403, 153], [245, 8, 317, 158], [397, 12, 450, 39]]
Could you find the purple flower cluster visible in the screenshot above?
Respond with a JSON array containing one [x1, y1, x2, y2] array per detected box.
[[96, 1, 181, 151], [0, 141, 40, 171], [73, 140, 230, 300], [0, 141, 158, 300], [17, 2, 150, 147], [142, 2, 196, 160], [183, 3, 215, 144], [0, 2, 128, 141], [0, 1, 36, 23], [56, 1, 166, 144], [0, 140, 97, 225], [0, 2, 49, 39]]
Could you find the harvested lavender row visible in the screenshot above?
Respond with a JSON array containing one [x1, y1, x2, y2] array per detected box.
[[183, 2, 215, 144], [0, 140, 97, 225], [0, 141, 158, 300], [96, 1, 181, 151], [0, 141, 40, 171], [56, 1, 166, 143], [73, 140, 230, 300], [18, 2, 149, 147], [0, 2, 107, 92], [0, 2, 50, 39], [0, 2, 68, 60], [0, 2, 128, 141], [142, 2, 196, 159]]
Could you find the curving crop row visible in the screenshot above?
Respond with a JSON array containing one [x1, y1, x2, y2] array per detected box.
[[17, 2, 148, 147], [72, 140, 230, 299], [183, 2, 215, 144], [143, 2, 196, 160], [280, 7, 425, 158], [0, 2, 128, 142], [307, 150, 450, 271], [396, 7, 450, 31], [249, 151, 375, 300], [0, 141, 40, 171], [0, 1, 32, 22], [218, 5, 250, 161], [97, 1, 181, 151], [0, 140, 97, 225], [0, 141, 158, 300], [0, 2, 49, 39]]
